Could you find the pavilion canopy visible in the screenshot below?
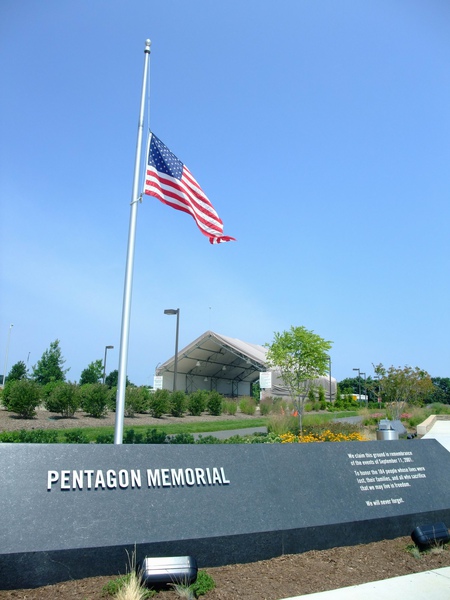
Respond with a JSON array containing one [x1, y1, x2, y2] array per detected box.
[[155, 330, 336, 400], [156, 330, 267, 386]]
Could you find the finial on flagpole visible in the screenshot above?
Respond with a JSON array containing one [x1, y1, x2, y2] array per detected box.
[[145, 39, 151, 53]]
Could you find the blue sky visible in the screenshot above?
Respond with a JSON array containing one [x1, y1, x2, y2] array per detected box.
[[1, 1, 449, 386]]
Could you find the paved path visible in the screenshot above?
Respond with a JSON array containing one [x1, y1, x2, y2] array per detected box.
[[422, 419, 450, 452], [332, 416, 363, 425], [193, 426, 267, 440], [281, 567, 450, 600]]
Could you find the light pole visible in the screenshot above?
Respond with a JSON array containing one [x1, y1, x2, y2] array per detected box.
[[103, 345, 114, 384], [164, 308, 180, 392], [360, 372, 367, 406], [2, 324, 13, 387], [353, 367, 361, 403], [327, 355, 332, 403]]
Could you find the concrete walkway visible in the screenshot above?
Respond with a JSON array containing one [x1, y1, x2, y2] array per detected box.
[[281, 567, 450, 600], [422, 419, 450, 452]]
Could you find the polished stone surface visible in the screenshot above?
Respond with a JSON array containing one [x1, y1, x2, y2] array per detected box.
[[1, 439, 449, 589]]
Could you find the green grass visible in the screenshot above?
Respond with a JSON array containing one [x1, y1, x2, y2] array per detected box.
[[53, 417, 269, 443]]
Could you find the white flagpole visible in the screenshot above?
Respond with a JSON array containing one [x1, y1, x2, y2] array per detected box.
[[114, 39, 151, 445]]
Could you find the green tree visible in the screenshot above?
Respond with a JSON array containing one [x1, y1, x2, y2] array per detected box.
[[430, 377, 450, 405], [105, 369, 132, 388], [7, 361, 27, 383], [318, 385, 326, 405], [79, 359, 103, 385], [32, 340, 69, 385], [307, 388, 316, 404], [338, 377, 359, 395], [373, 364, 434, 419], [265, 326, 332, 434], [339, 376, 376, 403]]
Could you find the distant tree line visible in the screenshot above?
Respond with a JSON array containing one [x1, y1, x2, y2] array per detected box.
[[338, 368, 450, 407]]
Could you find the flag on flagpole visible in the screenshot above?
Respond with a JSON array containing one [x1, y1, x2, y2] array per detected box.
[[143, 133, 236, 244]]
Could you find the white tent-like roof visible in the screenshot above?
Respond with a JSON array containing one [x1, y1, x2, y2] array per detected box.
[[155, 330, 336, 400], [156, 331, 266, 395]]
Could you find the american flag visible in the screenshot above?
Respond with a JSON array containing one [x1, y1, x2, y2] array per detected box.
[[143, 133, 235, 244]]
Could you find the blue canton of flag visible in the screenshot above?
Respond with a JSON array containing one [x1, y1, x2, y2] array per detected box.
[[144, 133, 235, 244]]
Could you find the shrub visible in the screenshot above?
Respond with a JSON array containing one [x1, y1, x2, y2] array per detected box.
[[0, 429, 58, 443], [149, 389, 170, 418], [1, 379, 14, 410], [259, 401, 272, 416], [169, 432, 195, 444], [125, 386, 150, 417], [123, 429, 144, 444], [144, 428, 168, 444], [189, 570, 216, 597], [170, 390, 187, 417], [79, 383, 109, 418], [64, 429, 90, 444], [223, 400, 237, 415], [427, 403, 450, 415], [96, 432, 114, 444], [207, 391, 223, 416], [41, 380, 64, 402], [239, 397, 256, 415], [196, 435, 222, 444], [187, 390, 208, 416], [106, 386, 117, 411], [45, 382, 80, 417], [318, 386, 326, 404], [270, 399, 288, 415], [7, 379, 41, 418]]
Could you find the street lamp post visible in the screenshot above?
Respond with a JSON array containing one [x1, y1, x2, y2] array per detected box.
[[361, 373, 369, 406], [164, 308, 180, 392], [2, 324, 13, 387], [353, 367, 361, 403], [103, 346, 114, 385], [327, 355, 332, 403]]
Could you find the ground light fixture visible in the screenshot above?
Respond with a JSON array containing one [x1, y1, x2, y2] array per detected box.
[[141, 556, 197, 587], [164, 308, 180, 392], [411, 522, 450, 550]]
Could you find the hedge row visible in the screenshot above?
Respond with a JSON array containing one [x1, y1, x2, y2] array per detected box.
[[0, 428, 265, 445], [1, 381, 232, 419]]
